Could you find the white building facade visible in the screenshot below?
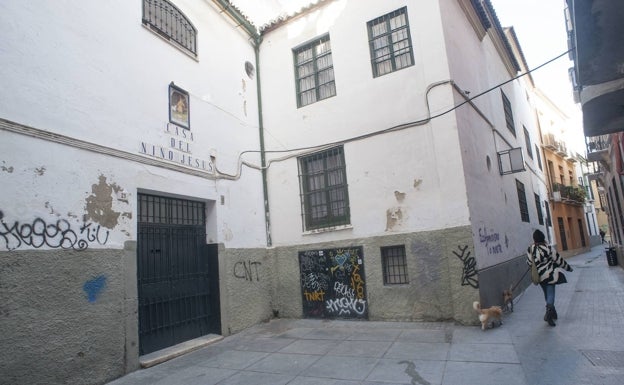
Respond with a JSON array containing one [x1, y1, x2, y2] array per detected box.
[[1, 0, 566, 383], [260, 0, 549, 321], [0, 1, 271, 384]]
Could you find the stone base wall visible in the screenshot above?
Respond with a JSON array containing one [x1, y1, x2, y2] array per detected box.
[[271, 226, 480, 325], [217, 246, 275, 336], [0, 243, 137, 385]]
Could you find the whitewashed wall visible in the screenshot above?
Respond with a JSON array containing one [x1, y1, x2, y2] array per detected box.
[[439, 0, 549, 270], [0, 0, 267, 249], [260, 0, 472, 246]]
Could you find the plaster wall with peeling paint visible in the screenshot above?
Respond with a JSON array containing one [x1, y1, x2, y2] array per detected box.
[[260, 0, 550, 323], [0, 1, 269, 384], [261, 0, 471, 243], [0, 0, 567, 383]]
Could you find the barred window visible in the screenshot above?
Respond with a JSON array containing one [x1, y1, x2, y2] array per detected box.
[[298, 147, 350, 230], [535, 193, 544, 225], [502, 91, 516, 136], [381, 245, 408, 285], [523, 126, 533, 159], [294, 35, 336, 107], [516, 179, 530, 222], [368, 7, 414, 77], [142, 0, 197, 57]]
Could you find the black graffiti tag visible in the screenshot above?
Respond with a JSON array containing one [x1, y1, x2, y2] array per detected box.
[[452, 245, 478, 288], [0, 212, 109, 251]]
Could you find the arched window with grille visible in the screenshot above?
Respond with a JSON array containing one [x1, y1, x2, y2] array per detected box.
[[142, 0, 197, 57]]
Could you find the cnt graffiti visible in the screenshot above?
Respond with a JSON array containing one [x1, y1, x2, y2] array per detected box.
[[298, 246, 368, 319], [0, 210, 110, 251], [452, 245, 478, 289], [233, 260, 261, 281]]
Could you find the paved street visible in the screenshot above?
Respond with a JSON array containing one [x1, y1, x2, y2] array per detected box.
[[108, 245, 624, 385]]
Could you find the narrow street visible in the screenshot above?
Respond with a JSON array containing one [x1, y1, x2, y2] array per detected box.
[[108, 245, 624, 385]]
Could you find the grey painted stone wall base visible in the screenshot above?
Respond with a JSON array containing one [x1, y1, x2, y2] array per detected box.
[[271, 226, 481, 326], [0, 243, 136, 385], [477, 253, 531, 309], [4, 227, 544, 384]]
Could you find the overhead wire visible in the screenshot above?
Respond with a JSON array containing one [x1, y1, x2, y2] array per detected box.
[[215, 49, 572, 179]]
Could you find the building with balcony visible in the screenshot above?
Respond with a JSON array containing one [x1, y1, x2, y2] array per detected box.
[[568, 0, 624, 262], [534, 90, 591, 256], [566, 0, 624, 137]]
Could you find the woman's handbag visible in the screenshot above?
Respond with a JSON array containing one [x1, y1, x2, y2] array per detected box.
[[530, 247, 540, 285]]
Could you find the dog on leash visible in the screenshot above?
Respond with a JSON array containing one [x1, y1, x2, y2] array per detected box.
[[473, 301, 503, 330], [502, 288, 513, 313]]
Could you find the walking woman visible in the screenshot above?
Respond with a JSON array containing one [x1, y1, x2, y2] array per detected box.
[[527, 229, 573, 326]]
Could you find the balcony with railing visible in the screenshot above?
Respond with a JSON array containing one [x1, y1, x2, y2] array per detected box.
[[586, 134, 610, 165], [543, 133, 568, 157], [551, 182, 587, 205]]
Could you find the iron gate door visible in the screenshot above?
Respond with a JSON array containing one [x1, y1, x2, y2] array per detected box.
[[137, 194, 221, 355], [298, 246, 368, 319]]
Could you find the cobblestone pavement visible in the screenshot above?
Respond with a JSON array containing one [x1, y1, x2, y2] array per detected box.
[[108, 245, 624, 385]]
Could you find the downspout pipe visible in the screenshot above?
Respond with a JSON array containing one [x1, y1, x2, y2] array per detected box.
[[254, 39, 272, 247], [212, 0, 272, 246]]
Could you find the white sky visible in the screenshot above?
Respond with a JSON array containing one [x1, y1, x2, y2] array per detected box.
[[491, 0, 585, 153]]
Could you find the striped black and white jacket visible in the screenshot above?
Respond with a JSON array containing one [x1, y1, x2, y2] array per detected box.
[[527, 243, 573, 285]]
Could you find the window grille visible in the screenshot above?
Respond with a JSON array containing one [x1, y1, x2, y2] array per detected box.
[[523, 126, 533, 159], [381, 245, 409, 285], [294, 35, 336, 107], [298, 146, 350, 230], [501, 91, 516, 136], [138, 194, 205, 226], [142, 0, 197, 56], [535, 193, 544, 225], [367, 7, 414, 77], [516, 179, 530, 222]]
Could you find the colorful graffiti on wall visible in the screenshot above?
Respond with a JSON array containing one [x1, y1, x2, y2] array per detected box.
[[298, 246, 368, 319]]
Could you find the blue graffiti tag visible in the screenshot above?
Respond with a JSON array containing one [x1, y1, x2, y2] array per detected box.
[[83, 275, 107, 303]]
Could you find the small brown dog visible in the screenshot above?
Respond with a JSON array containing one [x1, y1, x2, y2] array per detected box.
[[502, 288, 513, 313], [473, 301, 503, 330]]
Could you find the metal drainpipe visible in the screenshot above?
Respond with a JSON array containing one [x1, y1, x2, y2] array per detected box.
[[213, 0, 272, 246], [254, 38, 272, 247]]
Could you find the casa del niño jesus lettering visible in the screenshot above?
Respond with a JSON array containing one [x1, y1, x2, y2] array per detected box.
[[139, 123, 214, 173]]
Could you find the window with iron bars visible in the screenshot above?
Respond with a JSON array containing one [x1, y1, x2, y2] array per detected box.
[[523, 126, 533, 159], [298, 146, 350, 230], [293, 34, 336, 107], [381, 245, 409, 285], [501, 91, 516, 136], [367, 7, 414, 77], [535, 193, 544, 225], [516, 179, 530, 222], [142, 0, 197, 57], [138, 194, 205, 225]]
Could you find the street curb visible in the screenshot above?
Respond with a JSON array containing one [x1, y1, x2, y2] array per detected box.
[[139, 334, 224, 368]]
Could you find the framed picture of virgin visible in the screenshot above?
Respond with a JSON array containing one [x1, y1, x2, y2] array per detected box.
[[169, 83, 190, 129]]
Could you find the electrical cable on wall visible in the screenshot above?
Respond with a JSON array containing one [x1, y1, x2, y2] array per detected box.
[[215, 49, 572, 180]]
